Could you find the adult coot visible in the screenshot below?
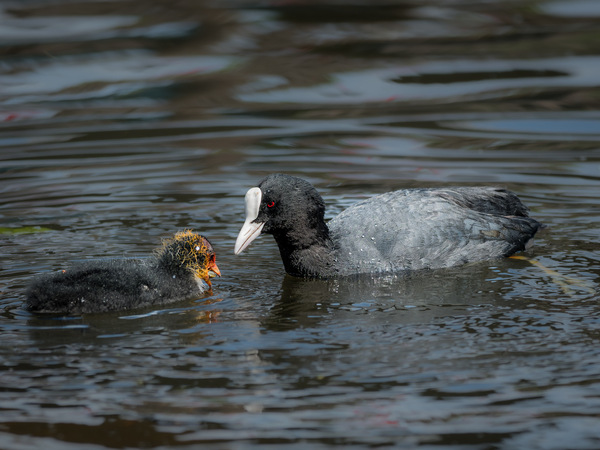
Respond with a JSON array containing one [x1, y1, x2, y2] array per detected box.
[[234, 174, 543, 278], [25, 230, 221, 314]]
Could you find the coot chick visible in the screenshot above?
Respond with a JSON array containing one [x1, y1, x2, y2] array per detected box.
[[25, 230, 221, 314], [234, 174, 543, 278]]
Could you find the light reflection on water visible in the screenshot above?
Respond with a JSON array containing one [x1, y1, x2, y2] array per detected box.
[[237, 57, 600, 104], [1, 0, 600, 448]]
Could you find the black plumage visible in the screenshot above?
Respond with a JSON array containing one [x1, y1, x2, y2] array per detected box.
[[235, 174, 543, 278], [25, 230, 220, 314]]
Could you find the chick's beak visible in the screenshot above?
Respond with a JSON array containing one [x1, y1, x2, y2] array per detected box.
[[198, 258, 221, 287], [208, 260, 221, 279]]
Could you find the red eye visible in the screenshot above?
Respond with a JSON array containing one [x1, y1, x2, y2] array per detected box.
[[267, 201, 275, 208]]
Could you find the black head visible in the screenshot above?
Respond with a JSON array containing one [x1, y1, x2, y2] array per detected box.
[[234, 174, 329, 255], [257, 174, 326, 234]]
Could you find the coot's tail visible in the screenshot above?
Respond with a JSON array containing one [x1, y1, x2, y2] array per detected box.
[[437, 187, 545, 256], [500, 215, 545, 256]]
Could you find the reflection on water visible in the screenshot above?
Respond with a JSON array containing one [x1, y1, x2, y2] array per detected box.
[[238, 57, 600, 104], [2, 53, 236, 100], [1, 0, 600, 448]]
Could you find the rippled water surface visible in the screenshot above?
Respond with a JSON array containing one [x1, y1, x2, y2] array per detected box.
[[1, 0, 600, 448]]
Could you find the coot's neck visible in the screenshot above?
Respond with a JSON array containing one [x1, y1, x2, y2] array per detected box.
[[271, 220, 337, 278], [154, 250, 192, 279]]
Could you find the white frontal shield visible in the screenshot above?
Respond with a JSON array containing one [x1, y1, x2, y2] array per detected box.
[[234, 187, 265, 254]]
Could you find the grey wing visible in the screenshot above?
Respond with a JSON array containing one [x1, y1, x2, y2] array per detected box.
[[434, 186, 532, 217], [329, 189, 540, 274]]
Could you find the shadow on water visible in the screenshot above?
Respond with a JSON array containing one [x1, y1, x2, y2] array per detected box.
[[266, 266, 510, 332]]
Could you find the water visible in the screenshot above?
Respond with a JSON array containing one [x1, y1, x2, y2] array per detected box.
[[1, 0, 600, 448]]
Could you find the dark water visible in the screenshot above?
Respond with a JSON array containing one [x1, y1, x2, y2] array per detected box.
[[1, 0, 600, 448]]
